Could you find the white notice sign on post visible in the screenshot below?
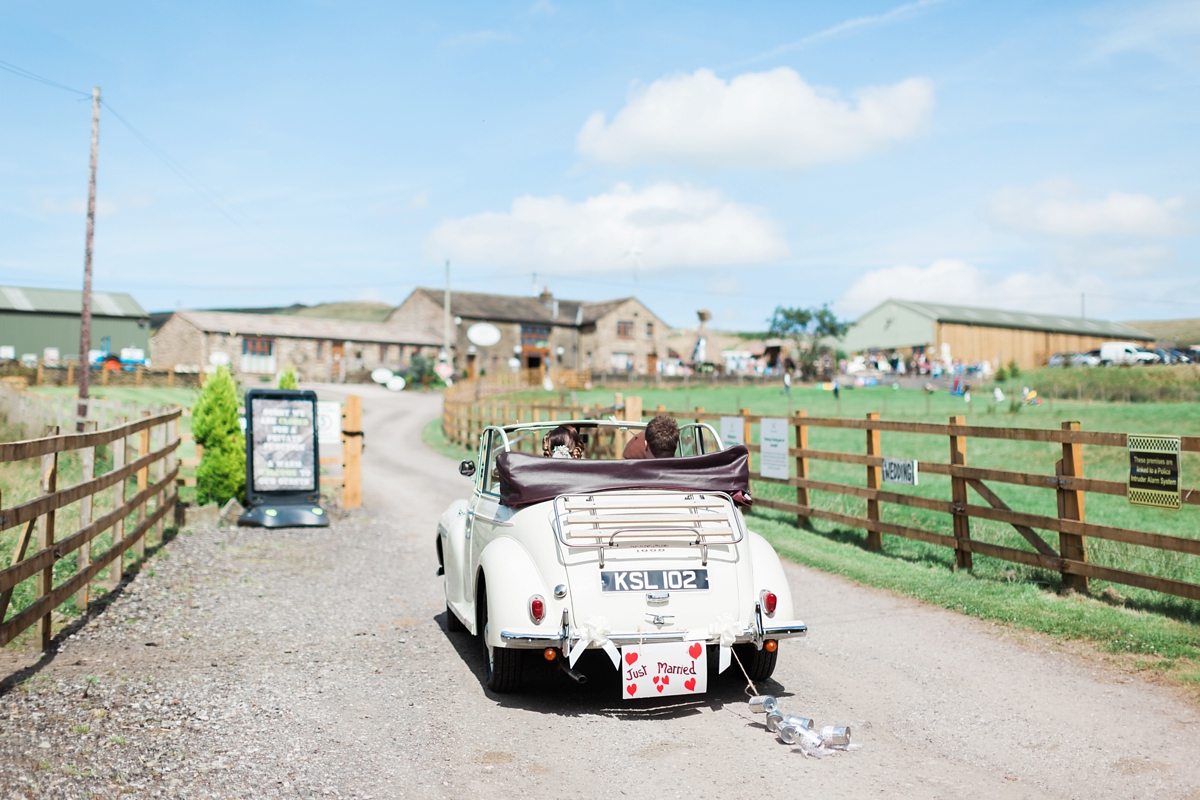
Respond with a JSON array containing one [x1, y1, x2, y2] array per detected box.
[[719, 416, 744, 447], [316, 401, 343, 446], [881, 458, 918, 486], [760, 418, 790, 480]]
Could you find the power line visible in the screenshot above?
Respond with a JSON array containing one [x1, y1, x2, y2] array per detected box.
[[0, 58, 90, 97]]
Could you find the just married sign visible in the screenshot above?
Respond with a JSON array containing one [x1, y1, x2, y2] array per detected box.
[[621, 641, 709, 699]]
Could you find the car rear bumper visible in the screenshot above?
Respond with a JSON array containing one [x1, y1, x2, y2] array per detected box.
[[499, 621, 807, 649]]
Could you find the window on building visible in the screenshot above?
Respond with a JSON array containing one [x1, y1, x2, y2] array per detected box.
[[520, 325, 550, 349], [243, 337, 273, 356], [610, 352, 633, 372], [380, 343, 389, 361], [617, 320, 634, 339], [646, 322, 654, 338], [317, 341, 324, 359]]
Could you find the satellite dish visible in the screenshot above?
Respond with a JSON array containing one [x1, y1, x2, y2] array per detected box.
[[467, 322, 502, 347], [386, 376, 406, 392], [371, 367, 394, 384]]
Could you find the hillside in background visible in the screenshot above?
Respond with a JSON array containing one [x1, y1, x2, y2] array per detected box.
[[150, 300, 394, 331], [1126, 319, 1200, 347]]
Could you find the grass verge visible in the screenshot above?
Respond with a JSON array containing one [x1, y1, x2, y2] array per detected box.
[[748, 509, 1200, 693], [422, 416, 473, 461]]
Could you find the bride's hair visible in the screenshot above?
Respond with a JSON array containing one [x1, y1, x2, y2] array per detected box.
[[542, 425, 584, 459]]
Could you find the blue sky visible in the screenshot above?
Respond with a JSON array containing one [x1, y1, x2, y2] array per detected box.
[[1, 1, 1197, 330]]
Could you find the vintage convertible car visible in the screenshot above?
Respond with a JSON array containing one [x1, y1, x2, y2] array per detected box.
[[436, 418, 806, 695]]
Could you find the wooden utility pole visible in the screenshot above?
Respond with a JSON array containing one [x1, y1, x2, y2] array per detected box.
[[442, 260, 452, 365], [76, 87, 101, 430]]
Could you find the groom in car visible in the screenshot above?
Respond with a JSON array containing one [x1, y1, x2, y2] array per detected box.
[[623, 415, 680, 459]]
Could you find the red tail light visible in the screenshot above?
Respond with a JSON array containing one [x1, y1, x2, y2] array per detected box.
[[530, 595, 545, 622], [763, 591, 778, 615]]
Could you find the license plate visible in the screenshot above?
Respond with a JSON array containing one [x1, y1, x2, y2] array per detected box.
[[600, 569, 709, 592], [621, 641, 708, 699]]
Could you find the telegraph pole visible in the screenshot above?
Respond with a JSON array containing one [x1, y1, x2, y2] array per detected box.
[[442, 260, 452, 364], [77, 86, 101, 428]]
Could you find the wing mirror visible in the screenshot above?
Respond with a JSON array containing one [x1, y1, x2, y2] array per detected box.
[[459, 460, 476, 478]]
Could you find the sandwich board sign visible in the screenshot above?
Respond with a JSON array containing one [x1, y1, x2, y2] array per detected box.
[[881, 458, 919, 486], [759, 418, 790, 480], [1127, 435, 1181, 510], [240, 388, 328, 528]]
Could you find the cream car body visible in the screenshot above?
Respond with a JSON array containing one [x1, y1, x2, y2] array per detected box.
[[436, 419, 806, 693]]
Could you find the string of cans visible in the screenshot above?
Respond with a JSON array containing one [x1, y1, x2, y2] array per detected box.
[[749, 695, 860, 756]]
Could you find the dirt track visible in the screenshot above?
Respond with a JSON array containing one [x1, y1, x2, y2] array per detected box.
[[3, 385, 1199, 799]]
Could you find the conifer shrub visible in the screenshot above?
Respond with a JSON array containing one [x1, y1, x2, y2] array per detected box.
[[192, 366, 245, 506], [278, 366, 298, 389]]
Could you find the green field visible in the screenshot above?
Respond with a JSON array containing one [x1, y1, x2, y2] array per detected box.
[[29, 385, 200, 409], [435, 383, 1200, 689]]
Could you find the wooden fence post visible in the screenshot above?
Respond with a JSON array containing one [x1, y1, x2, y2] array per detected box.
[[621, 395, 642, 458], [949, 414, 972, 570], [1058, 420, 1088, 593], [36, 426, 59, 650], [741, 408, 752, 453], [865, 412, 882, 551], [106, 419, 127, 589], [168, 366, 175, 388], [342, 394, 363, 509], [136, 364, 143, 387], [135, 413, 150, 559], [794, 410, 809, 527], [75, 421, 97, 611]]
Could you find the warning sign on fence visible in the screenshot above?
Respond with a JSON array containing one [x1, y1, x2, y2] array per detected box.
[[1127, 435, 1181, 510]]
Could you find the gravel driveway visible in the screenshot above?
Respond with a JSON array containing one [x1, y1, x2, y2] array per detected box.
[[2, 385, 1199, 799]]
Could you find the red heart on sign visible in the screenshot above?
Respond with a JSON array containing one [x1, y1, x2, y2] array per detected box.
[[627, 684, 637, 696], [662, 675, 669, 685], [652, 675, 659, 684], [688, 643, 703, 659], [685, 678, 696, 691], [656, 684, 664, 693], [624, 652, 638, 666]]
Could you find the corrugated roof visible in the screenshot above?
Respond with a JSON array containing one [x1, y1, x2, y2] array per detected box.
[[408, 288, 636, 326], [0, 285, 146, 317], [887, 299, 1154, 339], [174, 311, 441, 346]]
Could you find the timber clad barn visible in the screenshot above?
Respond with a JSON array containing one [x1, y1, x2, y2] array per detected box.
[[389, 287, 671, 376], [842, 299, 1155, 370], [0, 285, 149, 362], [151, 310, 441, 382]]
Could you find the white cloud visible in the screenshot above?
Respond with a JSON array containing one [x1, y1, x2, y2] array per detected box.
[[990, 180, 1186, 238], [425, 182, 787, 271], [1093, 1, 1200, 66], [406, 191, 429, 210], [576, 68, 934, 169], [838, 259, 1100, 317]]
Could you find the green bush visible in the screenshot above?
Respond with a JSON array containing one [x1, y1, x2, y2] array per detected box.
[[278, 366, 298, 390], [1008, 358, 1021, 378], [994, 366, 1008, 382], [192, 367, 245, 506]]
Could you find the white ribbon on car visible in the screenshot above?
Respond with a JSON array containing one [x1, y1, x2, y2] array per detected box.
[[708, 615, 742, 673], [569, 616, 621, 669]]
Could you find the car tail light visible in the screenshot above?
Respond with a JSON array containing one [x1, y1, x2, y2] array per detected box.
[[762, 591, 778, 616], [530, 595, 545, 623]]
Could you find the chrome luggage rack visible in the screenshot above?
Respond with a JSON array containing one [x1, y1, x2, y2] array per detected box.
[[551, 490, 745, 567]]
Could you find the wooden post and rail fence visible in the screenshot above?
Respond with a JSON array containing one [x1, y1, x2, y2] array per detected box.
[[0, 409, 180, 649], [442, 391, 1200, 605]]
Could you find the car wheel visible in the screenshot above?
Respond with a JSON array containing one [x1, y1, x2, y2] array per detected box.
[[733, 643, 778, 683], [477, 583, 522, 693], [445, 602, 467, 633]]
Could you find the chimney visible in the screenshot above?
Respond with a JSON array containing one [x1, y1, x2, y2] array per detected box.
[[539, 286, 554, 305]]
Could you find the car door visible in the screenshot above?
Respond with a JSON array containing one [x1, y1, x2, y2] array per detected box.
[[466, 430, 505, 626]]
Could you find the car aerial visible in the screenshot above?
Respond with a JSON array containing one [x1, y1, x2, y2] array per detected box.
[[436, 418, 807, 695]]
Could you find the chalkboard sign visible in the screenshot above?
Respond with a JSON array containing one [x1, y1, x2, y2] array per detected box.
[[244, 389, 320, 504]]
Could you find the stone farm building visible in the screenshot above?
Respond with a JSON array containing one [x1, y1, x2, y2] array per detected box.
[[151, 311, 441, 382], [387, 288, 671, 376], [0, 285, 149, 364], [842, 299, 1155, 370]]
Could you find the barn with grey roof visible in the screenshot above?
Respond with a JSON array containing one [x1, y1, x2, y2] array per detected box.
[[0, 285, 149, 364], [842, 299, 1154, 369]]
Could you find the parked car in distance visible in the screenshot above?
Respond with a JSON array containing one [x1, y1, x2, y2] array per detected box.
[[1100, 342, 1157, 365], [1072, 351, 1101, 367], [1157, 348, 1192, 365]]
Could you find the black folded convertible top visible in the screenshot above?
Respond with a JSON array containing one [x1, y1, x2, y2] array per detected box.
[[496, 446, 751, 507]]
